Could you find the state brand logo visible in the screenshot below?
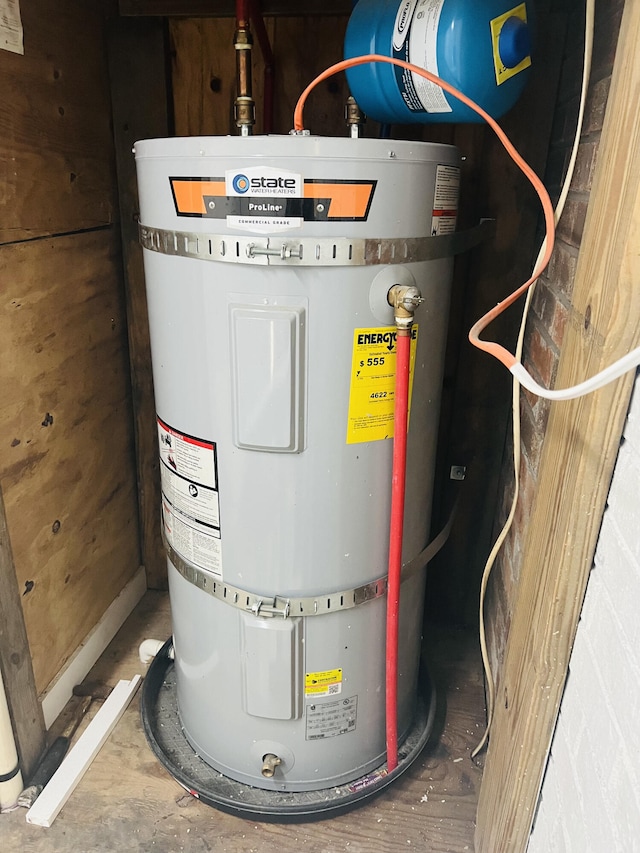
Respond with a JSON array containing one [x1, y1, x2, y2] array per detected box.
[[231, 174, 250, 194], [225, 166, 302, 198]]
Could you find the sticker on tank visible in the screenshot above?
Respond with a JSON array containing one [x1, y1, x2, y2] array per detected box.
[[432, 164, 460, 235], [169, 176, 377, 227], [346, 326, 419, 444], [305, 668, 343, 697], [157, 417, 222, 577], [306, 696, 358, 741]]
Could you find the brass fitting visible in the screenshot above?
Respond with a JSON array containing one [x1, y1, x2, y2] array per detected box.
[[345, 96, 365, 138], [387, 285, 424, 334], [235, 97, 256, 135], [261, 753, 282, 778]]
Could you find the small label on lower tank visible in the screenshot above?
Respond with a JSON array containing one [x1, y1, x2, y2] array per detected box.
[[305, 668, 342, 697], [305, 696, 357, 740]]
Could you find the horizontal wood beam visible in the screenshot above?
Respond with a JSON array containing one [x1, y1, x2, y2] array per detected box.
[[120, 0, 351, 16]]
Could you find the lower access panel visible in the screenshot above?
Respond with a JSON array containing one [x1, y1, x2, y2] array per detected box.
[[240, 614, 303, 720]]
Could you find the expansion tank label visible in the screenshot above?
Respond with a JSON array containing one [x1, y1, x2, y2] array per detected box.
[[169, 177, 377, 232], [305, 668, 343, 697], [432, 164, 460, 235], [157, 417, 222, 577], [392, 0, 451, 114], [346, 326, 419, 445], [490, 3, 531, 86], [306, 696, 358, 740]]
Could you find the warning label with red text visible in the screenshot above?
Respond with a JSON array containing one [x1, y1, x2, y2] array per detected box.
[[157, 417, 222, 577], [431, 164, 460, 235]]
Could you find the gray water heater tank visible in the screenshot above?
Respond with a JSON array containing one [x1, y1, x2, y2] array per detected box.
[[135, 134, 459, 792]]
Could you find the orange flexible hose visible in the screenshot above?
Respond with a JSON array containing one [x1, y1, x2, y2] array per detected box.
[[293, 54, 556, 370]]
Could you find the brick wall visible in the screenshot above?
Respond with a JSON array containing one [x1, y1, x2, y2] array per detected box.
[[485, 0, 625, 694], [527, 378, 640, 852]]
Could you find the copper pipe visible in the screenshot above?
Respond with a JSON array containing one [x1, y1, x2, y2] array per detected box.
[[234, 22, 255, 134]]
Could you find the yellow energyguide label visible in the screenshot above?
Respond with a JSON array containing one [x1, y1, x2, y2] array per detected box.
[[490, 2, 531, 86], [305, 668, 343, 696], [346, 326, 419, 445]]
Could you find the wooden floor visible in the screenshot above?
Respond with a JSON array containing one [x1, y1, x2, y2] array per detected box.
[[2, 591, 484, 852]]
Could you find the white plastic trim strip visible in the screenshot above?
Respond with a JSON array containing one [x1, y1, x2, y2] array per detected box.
[[26, 676, 142, 827]]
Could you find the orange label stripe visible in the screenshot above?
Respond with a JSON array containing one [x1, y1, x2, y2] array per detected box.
[[171, 180, 226, 215], [303, 182, 375, 219]]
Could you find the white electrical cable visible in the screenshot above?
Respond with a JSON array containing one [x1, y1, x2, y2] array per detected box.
[[472, 0, 595, 759], [511, 351, 640, 400]]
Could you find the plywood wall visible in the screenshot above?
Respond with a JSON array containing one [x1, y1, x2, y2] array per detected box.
[[170, 15, 350, 137], [0, 0, 141, 694]]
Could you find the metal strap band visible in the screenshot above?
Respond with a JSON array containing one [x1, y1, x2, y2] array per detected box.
[[165, 539, 387, 618], [164, 490, 459, 619], [139, 219, 494, 268]]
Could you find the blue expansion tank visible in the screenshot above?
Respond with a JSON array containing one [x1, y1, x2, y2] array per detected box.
[[344, 0, 534, 124]]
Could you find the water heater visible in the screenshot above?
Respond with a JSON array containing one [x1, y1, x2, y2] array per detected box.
[[135, 134, 459, 809]]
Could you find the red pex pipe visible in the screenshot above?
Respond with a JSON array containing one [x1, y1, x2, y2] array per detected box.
[[386, 330, 411, 772], [235, 0, 250, 27]]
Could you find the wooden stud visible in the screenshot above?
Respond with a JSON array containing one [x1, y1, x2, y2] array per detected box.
[[475, 2, 640, 850], [0, 485, 45, 779], [108, 18, 171, 590]]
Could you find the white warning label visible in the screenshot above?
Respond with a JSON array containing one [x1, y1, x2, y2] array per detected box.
[[407, 0, 450, 113], [306, 696, 358, 741], [392, 0, 451, 114], [157, 417, 222, 577], [431, 164, 460, 235]]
